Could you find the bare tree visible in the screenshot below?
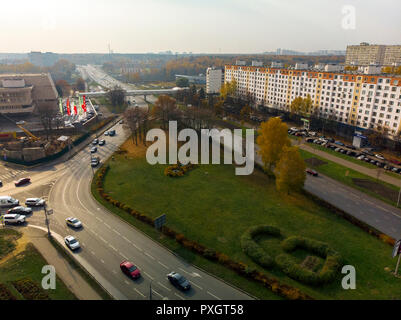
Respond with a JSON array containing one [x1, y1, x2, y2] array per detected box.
[[37, 104, 59, 140], [152, 95, 180, 130]]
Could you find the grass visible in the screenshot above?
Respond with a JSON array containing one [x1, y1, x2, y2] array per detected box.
[[91, 140, 401, 300], [0, 229, 21, 260], [0, 237, 76, 300], [300, 149, 401, 207], [48, 237, 113, 300]]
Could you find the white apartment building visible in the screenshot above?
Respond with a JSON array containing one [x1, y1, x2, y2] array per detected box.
[[206, 67, 224, 94], [225, 65, 401, 134]]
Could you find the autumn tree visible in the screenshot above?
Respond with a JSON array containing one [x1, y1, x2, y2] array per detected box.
[[75, 77, 86, 91], [220, 79, 237, 101], [107, 86, 125, 107], [176, 77, 189, 88], [124, 107, 150, 146], [55, 80, 71, 97], [240, 105, 252, 119], [37, 104, 59, 140], [274, 146, 306, 194], [152, 95, 179, 130], [256, 117, 291, 173], [290, 95, 313, 116]]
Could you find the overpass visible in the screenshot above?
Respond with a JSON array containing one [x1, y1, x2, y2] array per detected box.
[[78, 87, 189, 98]]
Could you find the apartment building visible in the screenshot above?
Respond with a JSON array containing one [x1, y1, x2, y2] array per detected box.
[[224, 64, 401, 134], [206, 67, 224, 94], [346, 43, 401, 66]]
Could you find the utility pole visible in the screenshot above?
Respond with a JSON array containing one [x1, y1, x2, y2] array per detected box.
[[44, 205, 52, 238], [395, 254, 401, 276], [149, 280, 153, 300]]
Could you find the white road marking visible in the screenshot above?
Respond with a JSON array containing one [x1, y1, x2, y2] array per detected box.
[[100, 259, 105, 264], [112, 270, 117, 275], [152, 289, 163, 298], [174, 293, 185, 300], [124, 280, 130, 285], [99, 236, 108, 244], [110, 244, 118, 252], [113, 229, 121, 236], [143, 272, 155, 281], [91, 251, 96, 256], [104, 223, 111, 229], [158, 261, 169, 269], [96, 217, 103, 222], [123, 236, 132, 244], [157, 282, 172, 292], [207, 291, 221, 300], [134, 288, 146, 298], [190, 281, 203, 290], [145, 252, 156, 260]]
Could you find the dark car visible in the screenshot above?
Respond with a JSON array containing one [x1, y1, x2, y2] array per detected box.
[[306, 169, 319, 177], [0, 180, 2, 187], [90, 147, 97, 154], [15, 178, 31, 187], [109, 130, 116, 137], [7, 206, 33, 215], [99, 140, 106, 146], [167, 272, 191, 291], [92, 139, 99, 146], [306, 138, 315, 143], [120, 261, 141, 279]]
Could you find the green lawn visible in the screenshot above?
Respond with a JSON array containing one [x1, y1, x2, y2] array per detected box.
[[300, 149, 401, 208], [92, 149, 401, 300], [0, 229, 21, 260], [0, 239, 76, 300]]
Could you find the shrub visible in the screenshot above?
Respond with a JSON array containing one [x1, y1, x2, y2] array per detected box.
[[12, 279, 50, 300]]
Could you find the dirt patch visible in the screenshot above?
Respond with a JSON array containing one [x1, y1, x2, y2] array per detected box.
[[352, 178, 397, 202], [120, 139, 148, 158], [305, 158, 328, 168]]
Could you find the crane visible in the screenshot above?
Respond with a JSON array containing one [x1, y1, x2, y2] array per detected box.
[[0, 113, 40, 142]]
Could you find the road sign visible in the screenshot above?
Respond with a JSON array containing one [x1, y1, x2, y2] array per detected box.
[[154, 214, 166, 230], [393, 239, 401, 258], [47, 209, 54, 216]]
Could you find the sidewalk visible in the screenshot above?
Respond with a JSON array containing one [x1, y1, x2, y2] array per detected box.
[[22, 227, 102, 300]]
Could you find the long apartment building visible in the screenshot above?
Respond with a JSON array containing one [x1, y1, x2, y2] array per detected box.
[[224, 65, 401, 135], [346, 43, 401, 66]]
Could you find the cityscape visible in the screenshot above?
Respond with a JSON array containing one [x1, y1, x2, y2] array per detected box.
[[0, 0, 400, 317]]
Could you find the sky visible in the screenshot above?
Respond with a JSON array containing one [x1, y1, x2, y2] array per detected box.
[[0, 0, 400, 54]]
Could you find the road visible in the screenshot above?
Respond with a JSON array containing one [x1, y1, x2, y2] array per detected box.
[[2, 123, 252, 301]]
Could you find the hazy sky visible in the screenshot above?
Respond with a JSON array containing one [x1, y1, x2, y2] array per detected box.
[[1, 0, 400, 53]]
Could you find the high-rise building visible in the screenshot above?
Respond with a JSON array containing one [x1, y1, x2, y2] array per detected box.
[[206, 67, 224, 94], [225, 64, 401, 135], [346, 43, 401, 66]]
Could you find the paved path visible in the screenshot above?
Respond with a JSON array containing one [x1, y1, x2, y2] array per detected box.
[[22, 227, 102, 300]]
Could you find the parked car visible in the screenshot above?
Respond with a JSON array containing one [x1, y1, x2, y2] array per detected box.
[[91, 147, 97, 154], [92, 139, 99, 146], [306, 169, 319, 177], [376, 162, 385, 168], [15, 178, 31, 187], [0, 196, 19, 208], [91, 159, 100, 167], [99, 140, 106, 146], [357, 155, 365, 161], [334, 141, 345, 146], [108, 130, 116, 137], [3, 214, 25, 225], [375, 154, 385, 160], [104, 131, 109, 136], [7, 206, 32, 215], [120, 261, 141, 279], [64, 236, 80, 251], [0, 180, 3, 187], [25, 198, 45, 207], [167, 272, 191, 291], [370, 160, 377, 165], [335, 148, 342, 152], [392, 167, 401, 173], [306, 138, 315, 143], [389, 159, 401, 165], [66, 217, 83, 229]]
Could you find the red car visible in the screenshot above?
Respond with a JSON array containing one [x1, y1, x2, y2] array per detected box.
[[14, 178, 31, 187], [390, 159, 401, 165], [120, 261, 141, 279], [306, 169, 318, 177]]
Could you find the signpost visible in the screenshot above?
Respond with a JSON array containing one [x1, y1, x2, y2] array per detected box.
[[393, 239, 401, 276], [154, 214, 166, 231]]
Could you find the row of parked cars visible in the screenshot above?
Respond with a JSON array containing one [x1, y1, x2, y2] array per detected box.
[[1, 196, 46, 225]]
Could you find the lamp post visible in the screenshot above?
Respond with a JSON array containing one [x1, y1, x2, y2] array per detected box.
[[44, 205, 53, 238]]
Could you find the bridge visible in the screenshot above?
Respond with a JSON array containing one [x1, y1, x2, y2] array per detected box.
[[78, 87, 188, 98]]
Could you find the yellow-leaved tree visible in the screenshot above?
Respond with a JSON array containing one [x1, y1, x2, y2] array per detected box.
[[274, 146, 306, 194], [220, 79, 237, 101], [256, 117, 291, 173]]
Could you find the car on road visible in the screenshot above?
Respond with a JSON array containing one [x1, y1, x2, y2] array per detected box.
[[91, 147, 97, 153], [104, 131, 109, 136], [108, 130, 116, 137], [64, 236, 80, 251], [15, 178, 31, 187], [0, 196, 19, 208], [306, 169, 319, 177], [167, 272, 191, 291], [3, 214, 25, 225], [120, 261, 141, 279], [16, 121, 26, 125], [375, 154, 385, 160], [91, 158, 100, 167], [25, 198, 46, 207], [99, 140, 106, 146], [7, 206, 32, 215], [0, 180, 2, 187], [66, 217, 83, 229], [92, 139, 99, 146], [357, 155, 365, 161]]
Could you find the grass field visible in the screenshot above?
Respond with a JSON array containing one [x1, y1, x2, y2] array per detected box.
[[92, 139, 401, 300], [0, 230, 76, 300]]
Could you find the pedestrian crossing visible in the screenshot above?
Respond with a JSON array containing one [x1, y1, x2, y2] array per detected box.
[[0, 168, 28, 183]]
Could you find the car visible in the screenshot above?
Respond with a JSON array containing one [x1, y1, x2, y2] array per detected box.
[[119, 120, 124, 125], [0, 180, 2, 187], [334, 141, 345, 146], [384, 165, 393, 171], [364, 157, 371, 163], [357, 155, 365, 160], [392, 167, 401, 173], [7, 206, 32, 215], [167, 272, 191, 291], [25, 198, 46, 207], [16, 120, 26, 125], [91, 159, 100, 167], [91, 147, 97, 153], [108, 130, 116, 137], [390, 159, 401, 165], [376, 162, 385, 168], [120, 261, 141, 279], [306, 138, 315, 143], [306, 169, 318, 177], [370, 160, 377, 165], [92, 139, 99, 146], [66, 217, 83, 229], [3, 214, 25, 225], [346, 151, 353, 156], [15, 178, 31, 187], [64, 236, 80, 251], [335, 148, 341, 152], [375, 154, 385, 160], [104, 131, 109, 136], [99, 140, 106, 146]]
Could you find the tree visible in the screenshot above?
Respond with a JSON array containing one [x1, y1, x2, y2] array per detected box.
[[256, 117, 291, 173], [176, 77, 189, 88], [240, 105, 252, 119], [290, 95, 313, 116], [199, 87, 206, 100], [220, 80, 237, 101], [152, 95, 179, 130], [107, 86, 125, 107], [75, 77, 86, 91], [274, 146, 306, 195], [124, 107, 149, 146], [37, 104, 59, 140], [55, 80, 71, 97]]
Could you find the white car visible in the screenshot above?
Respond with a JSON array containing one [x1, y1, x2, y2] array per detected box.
[[66, 217, 83, 229], [16, 121, 26, 125], [3, 214, 25, 225], [64, 236, 80, 251], [25, 198, 46, 207], [375, 154, 385, 160]]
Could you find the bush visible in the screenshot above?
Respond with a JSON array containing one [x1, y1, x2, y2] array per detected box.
[[164, 163, 197, 177], [275, 236, 343, 285], [241, 226, 281, 268], [11, 279, 50, 300]]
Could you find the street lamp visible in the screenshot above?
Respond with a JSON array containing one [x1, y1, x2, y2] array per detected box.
[[44, 204, 53, 238]]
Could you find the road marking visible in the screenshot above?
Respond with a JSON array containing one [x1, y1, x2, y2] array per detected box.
[[174, 293, 185, 300], [112, 270, 117, 275], [104, 223, 111, 229], [157, 282, 172, 292], [145, 252, 156, 260], [158, 261, 169, 269], [132, 243, 142, 251], [207, 291, 221, 300], [124, 280, 130, 285], [113, 229, 121, 236], [99, 236, 108, 244], [120, 252, 129, 260], [191, 281, 203, 290], [152, 289, 163, 298], [100, 259, 105, 264], [143, 272, 155, 281], [134, 288, 146, 298], [91, 251, 96, 256], [96, 217, 103, 222], [123, 236, 132, 244], [110, 244, 118, 252]]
